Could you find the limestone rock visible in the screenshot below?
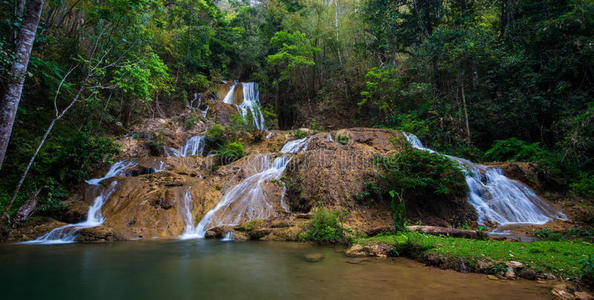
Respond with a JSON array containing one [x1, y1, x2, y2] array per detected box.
[[519, 269, 537, 280], [304, 253, 324, 263], [506, 261, 525, 269]]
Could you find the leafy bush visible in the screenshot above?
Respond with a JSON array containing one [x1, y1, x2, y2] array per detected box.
[[336, 134, 349, 145], [353, 181, 382, 204], [216, 142, 245, 165], [205, 124, 226, 149], [291, 129, 308, 139], [375, 147, 468, 202], [484, 138, 552, 162], [306, 208, 347, 244], [389, 190, 407, 233], [570, 173, 594, 198]]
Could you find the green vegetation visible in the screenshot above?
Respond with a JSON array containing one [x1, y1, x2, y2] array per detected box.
[[336, 134, 349, 145], [215, 142, 245, 165], [205, 124, 227, 150], [375, 147, 468, 202], [357, 232, 594, 279], [306, 208, 348, 244], [291, 129, 308, 140]]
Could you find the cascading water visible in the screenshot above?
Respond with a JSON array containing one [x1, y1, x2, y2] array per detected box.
[[85, 161, 136, 185], [221, 81, 267, 130], [222, 81, 237, 104], [180, 138, 309, 239], [238, 82, 266, 130], [164, 135, 205, 157], [22, 181, 118, 244], [402, 133, 566, 226]]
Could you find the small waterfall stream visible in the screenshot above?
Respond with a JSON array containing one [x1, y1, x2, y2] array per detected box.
[[23, 180, 120, 244], [180, 138, 309, 239], [402, 133, 566, 226], [222, 81, 267, 130], [24, 161, 138, 244], [164, 135, 205, 157], [222, 81, 237, 104], [238, 82, 266, 130]]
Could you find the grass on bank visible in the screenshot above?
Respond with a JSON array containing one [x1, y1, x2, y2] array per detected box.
[[357, 232, 594, 279]]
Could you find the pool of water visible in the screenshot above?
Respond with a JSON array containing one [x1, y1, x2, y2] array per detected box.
[[0, 240, 554, 299]]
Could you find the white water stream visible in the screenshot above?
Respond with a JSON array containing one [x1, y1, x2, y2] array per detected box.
[[403, 133, 566, 226], [180, 138, 308, 239], [222, 81, 267, 130], [164, 135, 205, 157]]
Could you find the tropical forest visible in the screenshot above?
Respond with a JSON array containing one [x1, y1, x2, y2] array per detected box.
[[0, 0, 592, 298]]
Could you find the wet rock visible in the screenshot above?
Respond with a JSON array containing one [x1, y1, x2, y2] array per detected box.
[[345, 244, 367, 257], [506, 261, 524, 269], [304, 253, 324, 262], [205, 231, 216, 239], [345, 242, 392, 257], [249, 228, 272, 240], [487, 275, 498, 280], [519, 269, 537, 280], [270, 220, 290, 228], [574, 291, 593, 300], [75, 226, 115, 242], [551, 286, 574, 299], [505, 267, 516, 279]]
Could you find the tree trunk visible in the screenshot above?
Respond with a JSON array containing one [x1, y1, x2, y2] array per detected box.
[[460, 70, 471, 147], [0, 0, 45, 171], [2, 73, 87, 223]]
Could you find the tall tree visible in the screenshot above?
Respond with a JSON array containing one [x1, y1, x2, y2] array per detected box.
[[0, 0, 45, 170]]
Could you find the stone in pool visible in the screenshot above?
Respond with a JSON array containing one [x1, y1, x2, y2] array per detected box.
[[304, 253, 324, 262]]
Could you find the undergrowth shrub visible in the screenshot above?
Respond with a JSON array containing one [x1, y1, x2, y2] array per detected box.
[[306, 208, 348, 244], [484, 138, 552, 162], [205, 124, 226, 150], [216, 142, 244, 165], [375, 147, 468, 202]]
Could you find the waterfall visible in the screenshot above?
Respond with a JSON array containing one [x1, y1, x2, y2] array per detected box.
[[222, 81, 237, 104], [402, 133, 566, 226], [222, 81, 267, 130], [22, 181, 118, 244], [178, 187, 198, 239], [164, 136, 205, 157], [238, 82, 267, 130], [221, 232, 233, 241], [180, 138, 309, 239], [85, 161, 136, 185]]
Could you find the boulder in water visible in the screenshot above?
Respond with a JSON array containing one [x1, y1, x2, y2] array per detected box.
[[304, 253, 324, 262]]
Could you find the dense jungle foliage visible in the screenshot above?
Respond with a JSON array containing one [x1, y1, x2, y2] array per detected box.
[[0, 0, 592, 218]]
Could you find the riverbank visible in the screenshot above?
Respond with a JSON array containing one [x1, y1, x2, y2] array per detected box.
[[346, 232, 593, 292]]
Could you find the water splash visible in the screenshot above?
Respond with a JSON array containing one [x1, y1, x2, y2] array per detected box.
[[180, 138, 309, 239], [221, 232, 233, 241], [22, 181, 118, 244], [164, 136, 205, 157], [402, 133, 566, 226], [85, 161, 136, 185]]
